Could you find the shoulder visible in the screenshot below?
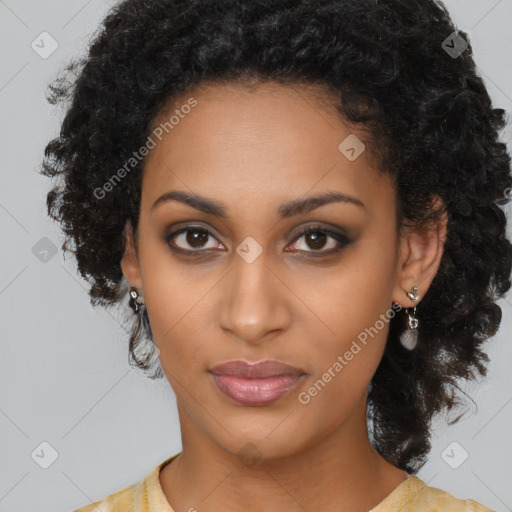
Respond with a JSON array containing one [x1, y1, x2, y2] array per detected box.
[[72, 454, 180, 512], [72, 480, 141, 512], [373, 475, 495, 512]]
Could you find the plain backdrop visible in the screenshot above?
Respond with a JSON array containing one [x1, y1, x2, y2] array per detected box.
[[1, 1, 511, 511]]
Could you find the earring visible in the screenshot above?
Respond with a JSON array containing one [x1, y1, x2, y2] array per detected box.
[[129, 287, 145, 314], [400, 286, 420, 350], [407, 285, 420, 302]]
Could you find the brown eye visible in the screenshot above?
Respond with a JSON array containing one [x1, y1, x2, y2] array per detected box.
[[165, 224, 350, 258], [304, 231, 329, 250], [286, 227, 350, 256], [184, 228, 210, 248], [166, 227, 221, 251]]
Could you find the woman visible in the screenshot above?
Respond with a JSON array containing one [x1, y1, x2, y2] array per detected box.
[[41, 0, 511, 510]]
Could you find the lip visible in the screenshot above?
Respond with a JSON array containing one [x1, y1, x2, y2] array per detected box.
[[208, 360, 307, 406], [210, 359, 306, 378]]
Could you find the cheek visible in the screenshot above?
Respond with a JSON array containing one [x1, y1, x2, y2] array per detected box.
[[136, 227, 216, 359], [294, 239, 396, 400], [148, 304, 210, 376], [297, 237, 396, 344], [141, 269, 222, 385], [295, 313, 388, 431]]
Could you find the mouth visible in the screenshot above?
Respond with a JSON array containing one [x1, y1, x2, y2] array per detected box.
[[208, 359, 307, 406]]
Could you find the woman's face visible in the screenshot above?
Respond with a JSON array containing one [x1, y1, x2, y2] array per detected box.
[[122, 81, 433, 460]]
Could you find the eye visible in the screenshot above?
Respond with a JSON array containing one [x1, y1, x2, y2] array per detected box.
[[165, 225, 350, 257], [286, 227, 350, 256], [165, 226, 223, 253]]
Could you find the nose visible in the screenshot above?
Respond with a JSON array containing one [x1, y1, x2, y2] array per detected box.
[[217, 251, 292, 346]]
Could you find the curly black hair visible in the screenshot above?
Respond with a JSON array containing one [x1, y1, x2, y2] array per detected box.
[[40, 0, 512, 474]]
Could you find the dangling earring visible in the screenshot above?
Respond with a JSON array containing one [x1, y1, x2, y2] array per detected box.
[[400, 286, 420, 350], [128, 286, 156, 353], [129, 287, 145, 314]]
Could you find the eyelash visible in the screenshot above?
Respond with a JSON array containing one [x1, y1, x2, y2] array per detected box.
[[164, 225, 351, 258]]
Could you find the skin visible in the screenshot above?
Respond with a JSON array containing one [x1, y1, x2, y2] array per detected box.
[[121, 80, 448, 512]]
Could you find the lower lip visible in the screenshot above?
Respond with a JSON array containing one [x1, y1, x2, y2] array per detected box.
[[209, 373, 304, 406]]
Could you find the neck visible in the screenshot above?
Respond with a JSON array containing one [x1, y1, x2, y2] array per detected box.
[[159, 399, 408, 512]]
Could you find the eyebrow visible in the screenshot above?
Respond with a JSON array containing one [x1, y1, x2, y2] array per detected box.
[[150, 190, 365, 218]]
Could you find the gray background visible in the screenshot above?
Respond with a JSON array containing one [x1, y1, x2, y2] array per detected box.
[[0, 1, 511, 511]]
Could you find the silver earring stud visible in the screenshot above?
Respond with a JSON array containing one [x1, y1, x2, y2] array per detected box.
[[406, 285, 420, 302]]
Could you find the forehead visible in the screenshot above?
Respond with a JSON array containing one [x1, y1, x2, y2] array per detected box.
[[140, 80, 393, 219]]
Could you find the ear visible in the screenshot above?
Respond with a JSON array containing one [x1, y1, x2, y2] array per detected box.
[[120, 221, 142, 290], [392, 196, 448, 308]]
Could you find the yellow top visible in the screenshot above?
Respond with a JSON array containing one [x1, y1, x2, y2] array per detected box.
[[74, 453, 494, 512]]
